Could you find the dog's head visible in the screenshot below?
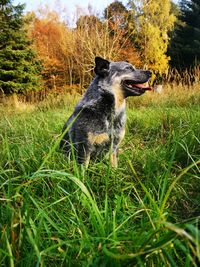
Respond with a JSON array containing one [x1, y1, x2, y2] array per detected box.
[[94, 57, 152, 97]]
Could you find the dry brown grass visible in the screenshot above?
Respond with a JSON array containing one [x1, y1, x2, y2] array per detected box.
[[166, 66, 200, 86], [127, 82, 200, 108], [1, 66, 200, 112]]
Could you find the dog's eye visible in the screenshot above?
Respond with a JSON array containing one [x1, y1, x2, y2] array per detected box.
[[126, 66, 134, 71]]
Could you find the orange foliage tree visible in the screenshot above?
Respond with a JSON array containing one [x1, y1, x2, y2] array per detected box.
[[31, 15, 68, 90]]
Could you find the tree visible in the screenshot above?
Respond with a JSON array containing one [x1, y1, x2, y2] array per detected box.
[[103, 1, 141, 66], [76, 15, 102, 30], [74, 12, 141, 87], [104, 1, 128, 29], [0, 0, 42, 95], [30, 6, 141, 91], [31, 15, 68, 89], [168, 0, 200, 69], [128, 0, 175, 74]]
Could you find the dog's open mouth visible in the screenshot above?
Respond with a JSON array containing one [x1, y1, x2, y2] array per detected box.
[[123, 80, 152, 91], [122, 80, 152, 97]]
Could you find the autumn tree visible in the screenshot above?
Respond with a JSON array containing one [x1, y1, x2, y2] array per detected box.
[[74, 12, 141, 87], [30, 7, 141, 91], [104, 1, 128, 29], [103, 1, 141, 66], [76, 15, 102, 29], [0, 0, 41, 95], [31, 16, 62, 89], [128, 0, 175, 74]]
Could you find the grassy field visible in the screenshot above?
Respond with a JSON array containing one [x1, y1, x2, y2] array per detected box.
[[0, 87, 200, 266]]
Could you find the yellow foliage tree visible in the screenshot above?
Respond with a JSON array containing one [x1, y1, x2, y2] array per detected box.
[[131, 0, 176, 74]]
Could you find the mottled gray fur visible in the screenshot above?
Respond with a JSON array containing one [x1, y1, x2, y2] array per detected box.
[[60, 57, 151, 167]]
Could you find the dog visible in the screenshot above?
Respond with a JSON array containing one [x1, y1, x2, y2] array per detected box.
[[60, 57, 152, 167]]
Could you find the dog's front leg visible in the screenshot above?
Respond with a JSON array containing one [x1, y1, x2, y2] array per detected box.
[[77, 143, 91, 168], [110, 149, 118, 168]]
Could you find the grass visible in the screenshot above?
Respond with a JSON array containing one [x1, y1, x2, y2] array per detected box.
[[0, 87, 200, 266]]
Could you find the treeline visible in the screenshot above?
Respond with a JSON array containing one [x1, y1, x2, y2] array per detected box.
[[0, 0, 200, 97], [28, 0, 175, 91]]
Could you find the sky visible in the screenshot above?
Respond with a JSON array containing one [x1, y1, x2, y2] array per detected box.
[[13, 0, 125, 14], [13, 0, 126, 23], [13, 0, 179, 26]]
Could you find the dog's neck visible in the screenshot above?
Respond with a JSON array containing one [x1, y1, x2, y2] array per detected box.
[[111, 84, 126, 112], [98, 79, 126, 112], [115, 99, 126, 115], [112, 86, 126, 112]]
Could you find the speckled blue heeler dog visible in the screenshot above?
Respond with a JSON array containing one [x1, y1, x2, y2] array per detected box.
[[60, 57, 152, 167]]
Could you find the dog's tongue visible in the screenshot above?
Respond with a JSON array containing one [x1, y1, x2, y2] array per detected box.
[[134, 82, 152, 91]]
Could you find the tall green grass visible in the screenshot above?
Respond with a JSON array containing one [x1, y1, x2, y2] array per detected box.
[[0, 88, 200, 266]]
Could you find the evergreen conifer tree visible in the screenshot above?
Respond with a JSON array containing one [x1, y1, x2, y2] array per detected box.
[[0, 0, 42, 95], [169, 0, 200, 68]]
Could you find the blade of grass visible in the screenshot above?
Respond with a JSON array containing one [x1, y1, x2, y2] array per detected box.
[[5, 232, 14, 267], [160, 159, 200, 215]]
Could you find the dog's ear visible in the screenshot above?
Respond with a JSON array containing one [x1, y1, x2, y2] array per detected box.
[[94, 57, 110, 77]]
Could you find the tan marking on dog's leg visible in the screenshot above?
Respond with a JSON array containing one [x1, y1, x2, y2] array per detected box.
[[110, 128, 125, 168], [119, 128, 125, 144], [88, 132, 109, 145], [111, 150, 118, 168]]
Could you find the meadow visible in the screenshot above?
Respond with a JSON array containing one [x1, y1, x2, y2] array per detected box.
[[0, 85, 200, 266]]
